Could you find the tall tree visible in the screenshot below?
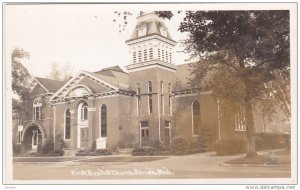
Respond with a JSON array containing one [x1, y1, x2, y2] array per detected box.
[[47, 62, 74, 81], [179, 11, 290, 157], [11, 47, 31, 117]]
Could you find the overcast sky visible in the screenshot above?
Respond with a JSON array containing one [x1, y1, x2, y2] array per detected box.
[[5, 4, 191, 78]]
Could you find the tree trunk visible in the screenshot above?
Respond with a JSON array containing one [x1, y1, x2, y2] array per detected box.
[[244, 98, 257, 158]]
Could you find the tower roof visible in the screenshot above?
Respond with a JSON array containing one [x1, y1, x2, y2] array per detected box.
[[126, 12, 176, 43]]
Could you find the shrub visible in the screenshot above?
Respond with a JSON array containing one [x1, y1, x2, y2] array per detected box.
[[213, 138, 247, 156], [255, 133, 290, 151], [13, 143, 25, 155], [131, 147, 156, 156], [40, 138, 54, 154], [75, 148, 113, 156], [170, 136, 189, 155], [90, 141, 97, 152]]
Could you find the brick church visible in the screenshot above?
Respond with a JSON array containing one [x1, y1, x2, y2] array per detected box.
[[13, 12, 285, 153]]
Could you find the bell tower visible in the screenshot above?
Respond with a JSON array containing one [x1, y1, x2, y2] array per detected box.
[[125, 12, 177, 71]]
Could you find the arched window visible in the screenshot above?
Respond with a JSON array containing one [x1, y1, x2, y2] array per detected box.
[[81, 102, 88, 121], [100, 104, 107, 137], [192, 101, 201, 135], [33, 97, 42, 120], [65, 109, 71, 139]]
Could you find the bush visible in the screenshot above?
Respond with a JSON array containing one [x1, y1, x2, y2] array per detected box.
[[75, 148, 113, 156], [40, 139, 54, 154], [170, 136, 189, 155], [13, 143, 25, 155], [255, 133, 290, 151], [213, 138, 247, 156], [131, 147, 156, 156]]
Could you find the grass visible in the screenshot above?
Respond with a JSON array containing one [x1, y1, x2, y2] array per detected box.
[[76, 156, 168, 162], [224, 150, 291, 165], [13, 157, 79, 162]]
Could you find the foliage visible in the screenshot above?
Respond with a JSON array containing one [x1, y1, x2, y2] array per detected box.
[[11, 47, 31, 116], [75, 149, 113, 156], [131, 147, 156, 156], [13, 143, 25, 155], [39, 138, 54, 154], [55, 135, 67, 150], [170, 136, 189, 155], [255, 133, 290, 151], [213, 139, 247, 156], [47, 62, 74, 81], [179, 11, 289, 157]]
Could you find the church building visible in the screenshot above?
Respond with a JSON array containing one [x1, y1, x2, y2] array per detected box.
[[13, 12, 251, 152]]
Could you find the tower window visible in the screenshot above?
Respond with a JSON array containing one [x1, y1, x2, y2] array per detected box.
[[166, 51, 168, 62], [148, 81, 152, 93], [138, 50, 142, 62], [158, 48, 161, 60], [169, 52, 172, 63], [162, 49, 164, 61], [149, 48, 153, 60], [149, 95, 153, 114], [133, 52, 136, 63], [144, 49, 147, 61]]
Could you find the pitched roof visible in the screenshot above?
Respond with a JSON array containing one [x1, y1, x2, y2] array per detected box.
[[87, 69, 130, 90], [35, 77, 66, 93]]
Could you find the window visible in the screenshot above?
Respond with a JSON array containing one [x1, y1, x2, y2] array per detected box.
[[235, 104, 246, 131], [148, 81, 152, 93], [81, 102, 88, 121], [18, 131, 23, 144], [149, 48, 153, 60], [192, 101, 201, 135], [160, 95, 164, 114], [101, 104, 107, 137], [138, 50, 142, 62], [33, 97, 42, 120], [162, 49, 164, 61], [166, 51, 168, 62], [169, 52, 172, 63], [165, 121, 171, 145], [158, 48, 161, 60], [144, 49, 147, 61], [160, 81, 163, 93], [140, 121, 149, 146], [148, 81, 152, 114], [133, 52, 136, 63], [168, 83, 172, 114], [64, 109, 71, 140], [137, 83, 141, 116]]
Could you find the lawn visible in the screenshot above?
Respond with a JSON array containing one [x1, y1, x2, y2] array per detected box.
[[76, 156, 168, 162], [13, 157, 86, 162], [224, 150, 291, 166]]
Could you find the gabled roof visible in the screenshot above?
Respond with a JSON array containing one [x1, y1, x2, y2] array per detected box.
[[29, 77, 66, 93], [35, 77, 66, 93]]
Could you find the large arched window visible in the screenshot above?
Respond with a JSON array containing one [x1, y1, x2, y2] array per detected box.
[[192, 101, 201, 135], [81, 102, 88, 121], [100, 104, 107, 137], [65, 109, 71, 140]]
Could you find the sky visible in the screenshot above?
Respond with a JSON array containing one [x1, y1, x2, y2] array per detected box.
[[5, 4, 191, 78]]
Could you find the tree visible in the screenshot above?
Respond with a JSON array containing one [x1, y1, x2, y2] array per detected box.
[[47, 62, 74, 81], [179, 11, 290, 157], [11, 47, 31, 117]]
